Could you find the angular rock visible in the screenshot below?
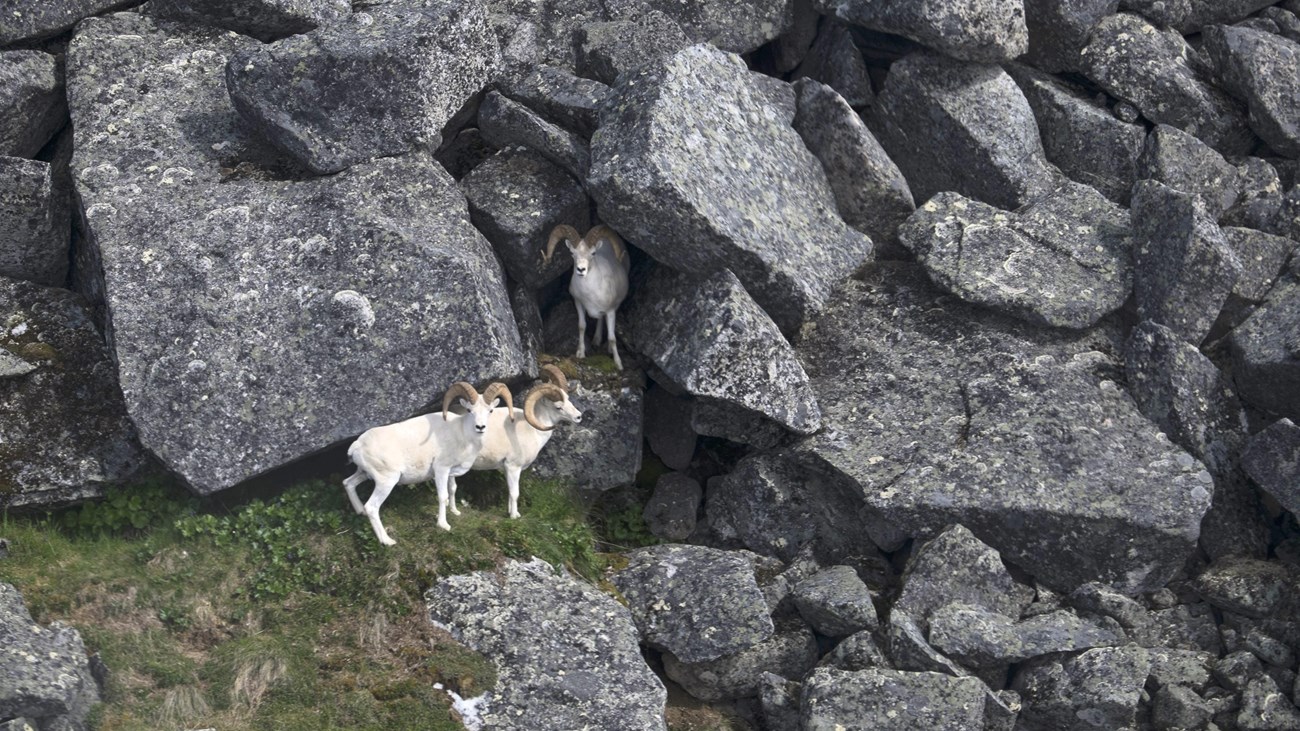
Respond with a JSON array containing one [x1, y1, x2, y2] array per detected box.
[[1242, 419, 1300, 516], [800, 667, 990, 730], [147, 0, 350, 42], [792, 78, 913, 259], [529, 367, 642, 494], [588, 44, 872, 336], [813, 0, 1028, 62], [576, 10, 691, 85], [795, 263, 1214, 594], [0, 156, 69, 287], [887, 611, 969, 677], [872, 52, 1057, 211], [1230, 271, 1300, 420], [1006, 64, 1143, 205], [483, 0, 607, 73], [1147, 603, 1224, 655], [1132, 180, 1241, 345], [1239, 675, 1300, 731], [479, 90, 589, 181], [603, 0, 792, 55], [0, 0, 132, 45], [0, 278, 143, 509], [663, 616, 819, 702], [68, 14, 527, 493], [642, 473, 701, 542], [1216, 649, 1265, 692], [426, 558, 667, 731], [689, 399, 789, 450], [822, 630, 890, 671], [461, 147, 588, 290], [1147, 648, 1215, 691], [1154, 684, 1214, 731], [0, 583, 100, 730], [893, 525, 1029, 631], [1024, 0, 1119, 72], [1223, 157, 1286, 233], [1204, 25, 1300, 158], [1194, 557, 1299, 619], [790, 566, 878, 638], [642, 386, 695, 471], [625, 265, 820, 435], [772, 0, 820, 73], [1069, 582, 1155, 633], [1012, 646, 1152, 731], [613, 544, 773, 663], [1138, 124, 1243, 219], [226, 2, 498, 174], [1079, 13, 1253, 155], [1222, 227, 1293, 302], [929, 604, 1119, 668], [901, 183, 1133, 329], [757, 672, 801, 731], [792, 21, 872, 110], [497, 64, 609, 137], [0, 52, 65, 160]]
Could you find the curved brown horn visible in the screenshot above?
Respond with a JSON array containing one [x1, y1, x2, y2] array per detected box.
[[539, 364, 568, 392], [523, 383, 566, 431], [482, 382, 515, 421], [585, 224, 627, 263], [442, 381, 479, 421], [543, 224, 582, 266]]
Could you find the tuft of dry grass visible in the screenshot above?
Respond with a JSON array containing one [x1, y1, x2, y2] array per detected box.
[[154, 684, 211, 728], [230, 655, 288, 713]]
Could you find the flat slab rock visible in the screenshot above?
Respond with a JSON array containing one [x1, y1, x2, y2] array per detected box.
[[928, 603, 1119, 668], [0, 277, 144, 509], [900, 182, 1133, 330], [800, 667, 992, 730], [67, 14, 527, 495], [794, 263, 1213, 594], [146, 0, 351, 42], [426, 558, 667, 731], [0, 583, 100, 727], [812, 0, 1029, 63], [588, 43, 871, 336]]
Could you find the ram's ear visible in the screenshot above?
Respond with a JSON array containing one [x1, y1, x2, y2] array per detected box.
[[459, 398, 473, 411], [592, 238, 606, 252], [565, 239, 577, 253], [490, 397, 501, 409]]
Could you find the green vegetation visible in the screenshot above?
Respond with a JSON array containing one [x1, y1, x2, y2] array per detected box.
[[0, 471, 603, 731]]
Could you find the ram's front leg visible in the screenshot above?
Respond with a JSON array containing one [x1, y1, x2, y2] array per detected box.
[[448, 475, 461, 516], [575, 300, 587, 359], [506, 466, 523, 519], [434, 468, 453, 531]]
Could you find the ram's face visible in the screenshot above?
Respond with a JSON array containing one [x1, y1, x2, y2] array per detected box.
[[555, 393, 582, 425], [566, 240, 603, 277], [461, 396, 497, 434]]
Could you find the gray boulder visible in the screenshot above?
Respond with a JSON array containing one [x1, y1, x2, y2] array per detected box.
[[893, 524, 1029, 632], [1006, 63, 1144, 205], [1204, 25, 1300, 159], [642, 385, 695, 471], [756, 672, 801, 731], [1222, 227, 1294, 302], [1069, 582, 1156, 634], [497, 64, 609, 137], [792, 20, 872, 110], [0, 583, 100, 730], [928, 604, 1119, 668], [68, 13, 527, 494], [1242, 419, 1300, 516], [1193, 557, 1299, 619], [146, 0, 350, 41], [478, 90, 589, 182], [792, 78, 913, 260], [1132, 180, 1241, 345], [603, 0, 792, 55], [800, 667, 990, 730], [1223, 157, 1287, 233], [0, 0, 132, 45], [509, 284, 543, 372], [790, 565, 878, 638], [1012, 646, 1152, 731], [588, 44, 872, 336], [900, 182, 1133, 329], [689, 399, 789, 450], [625, 265, 821, 435], [461, 147, 588, 290], [576, 10, 691, 85], [0, 278, 143, 509], [426, 558, 667, 731], [0, 156, 69, 287], [822, 630, 891, 671], [887, 611, 970, 677], [1138, 124, 1243, 219], [226, 2, 498, 174], [1023, 0, 1119, 72], [481, 0, 607, 73], [0, 52, 66, 160], [772, 0, 820, 73], [1078, 12, 1253, 155], [1239, 675, 1300, 731], [1230, 270, 1300, 421], [872, 52, 1058, 211], [642, 473, 701, 542], [1146, 647, 1215, 691], [795, 263, 1213, 594], [662, 616, 819, 702], [812, 0, 1028, 62], [529, 366, 643, 494], [1153, 684, 1214, 730], [1126, 0, 1279, 34]]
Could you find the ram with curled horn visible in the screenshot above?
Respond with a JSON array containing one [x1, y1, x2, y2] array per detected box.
[[543, 224, 631, 370], [342, 380, 512, 543], [447, 364, 584, 520]]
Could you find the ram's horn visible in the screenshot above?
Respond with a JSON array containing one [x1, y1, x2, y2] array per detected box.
[[442, 381, 480, 421], [482, 382, 515, 421], [523, 383, 566, 431], [585, 224, 626, 263], [543, 224, 582, 266], [539, 364, 569, 392]]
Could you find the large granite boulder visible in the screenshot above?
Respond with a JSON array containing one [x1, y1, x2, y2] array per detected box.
[[0, 156, 69, 287], [1138, 124, 1243, 220], [226, 2, 499, 174], [613, 544, 774, 663], [588, 44, 872, 336], [67, 13, 527, 494], [146, 0, 351, 42], [1242, 419, 1300, 516], [800, 667, 991, 730], [1006, 63, 1144, 205], [1231, 272, 1300, 421], [478, 90, 590, 182], [1012, 646, 1152, 731], [1203, 24, 1300, 160], [794, 263, 1213, 594], [625, 265, 820, 436], [1078, 12, 1253, 155], [576, 10, 692, 86], [528, 365, 643, 494], [426, 558, 667, 731], [0, 0, 133, 45], [900, 182, 1133, 330], [893, 524, 1030, 632], [0, 584, 100, 730], [1023, 0, 1118, 73], [603, 0, 792, 55], [0, 277, 143, 509], [812, 0, 1029, 62], [790, 565, 878, 638], [872, 52, 1058, 211], [0, 52, 66, 160], [928, 604, 1119, 667], [496, 64, 609, 137]]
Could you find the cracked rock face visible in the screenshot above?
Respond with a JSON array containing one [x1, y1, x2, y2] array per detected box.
[[794, 263, 1213, 594], [67, 13, 527, 494], [426, 558, 667, 731]]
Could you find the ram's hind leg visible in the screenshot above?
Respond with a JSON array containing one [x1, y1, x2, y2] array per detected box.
[[343, 470, 367, 515], [363, 474, 399, 546], [605, 310, 623, 371], [506, 466, 522, 519], [575, 300, 588, 359], [434, 469, 452, 531], [448, 475, 461, 516]]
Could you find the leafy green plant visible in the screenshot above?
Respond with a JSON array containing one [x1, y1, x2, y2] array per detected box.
[[60, 479, 196, 537], [599, 504, 659, 549]]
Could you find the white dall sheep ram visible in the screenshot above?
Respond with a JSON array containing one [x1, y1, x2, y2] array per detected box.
[[343, 381, 512, 544], [544, 224, 631, 370], [448, 365, 583, 519]]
